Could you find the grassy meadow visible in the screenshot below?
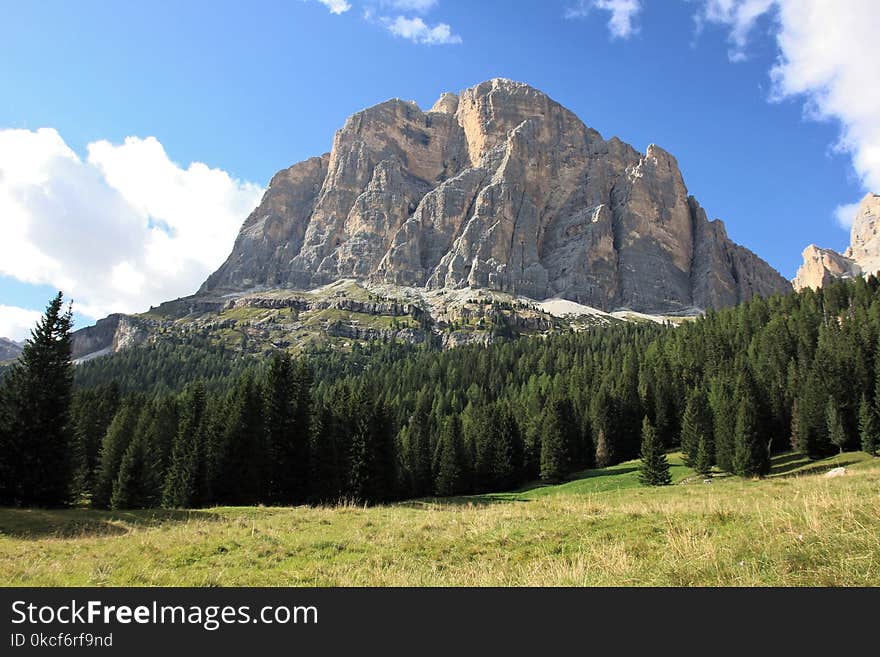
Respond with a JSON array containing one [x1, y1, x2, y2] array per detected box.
[[1, 451, 878, 586]]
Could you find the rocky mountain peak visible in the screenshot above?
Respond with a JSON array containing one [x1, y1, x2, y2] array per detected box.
[[201, 79, 791, 312], [794, 193, 880, 290]]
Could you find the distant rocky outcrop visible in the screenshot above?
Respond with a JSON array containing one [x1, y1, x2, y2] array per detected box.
[[202, 78, 790, 313], [793, 193, 880, 290], [71, 313, 149, 360], [0, 337, 22, 361]]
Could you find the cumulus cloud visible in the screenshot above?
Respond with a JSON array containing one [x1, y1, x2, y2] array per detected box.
[[382, 15, 462, 44], [566, 0, 643, 39], [0, 305, 42, 342], [834, 202, 862, 231], [0, 128, 263, 322], [315, 0, 352, 14], [696, 0, 880, 227]]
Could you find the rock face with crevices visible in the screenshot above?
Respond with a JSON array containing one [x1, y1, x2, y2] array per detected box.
[[793, 193, 880, 290], [202, 79, 790, 312]]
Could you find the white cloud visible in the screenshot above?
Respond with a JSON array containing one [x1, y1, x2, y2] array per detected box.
[[566, 0, 643, 39], [834, 202, 861, 231], [383, 15, 462, 44], [696, 0, 880, 226], [0, 128, 263, 322], [316, 0, 352, 14], [696, 0, 775, 61], [0, 305, 42, 342]]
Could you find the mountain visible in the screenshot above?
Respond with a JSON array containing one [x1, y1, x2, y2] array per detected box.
[[202, 78, 790, 313], [793, 193, 880, 290], [0, 337, 23, 362], [71, 79, 793, 361]]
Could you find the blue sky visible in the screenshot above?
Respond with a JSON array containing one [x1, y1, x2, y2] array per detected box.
[[1, 0, 877, 339]]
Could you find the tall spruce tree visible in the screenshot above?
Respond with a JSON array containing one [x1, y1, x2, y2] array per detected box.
[[111, 424, 163, 509], [694, 436, 713, 477], [680, 387, 713, 467], [264, 352, 311, 504], [638, 415, 671, 486], [826, 398, 848, 454], [162, 382, 206, 508], [0, 292, 74, 506], [732, 382, 770, 477], [92, 395, 144, 509], [433, 415, 467, 496], [540, 398, 573, 483]]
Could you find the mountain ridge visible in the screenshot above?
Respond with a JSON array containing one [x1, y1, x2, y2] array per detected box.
[[201, 78, 790, 313]]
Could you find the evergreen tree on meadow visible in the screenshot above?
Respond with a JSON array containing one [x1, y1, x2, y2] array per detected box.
[[638, 415, 671, 486], [263, 352, 312, 504], [858, 395, 879, 456], [540, 398, 573, 483], [694, 436, 713, 477], [69, 383, 120, 502], [591, 386, 615, 468], [0, 292, 74, 506], [826, 398, 848, 454], [213, 374, 266, 505], [92, 395, 144, 509], [433, 415, 467, 496], [732, 373, 770, 477], [680, 387, 713, 468], [111, 423, 163, 509], [309, 402, 342, 504], [710, 373, 737, 473], [162, 382, 207, 508]]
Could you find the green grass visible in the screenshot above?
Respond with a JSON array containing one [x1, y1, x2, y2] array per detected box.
[[1, 452, 878, 586]]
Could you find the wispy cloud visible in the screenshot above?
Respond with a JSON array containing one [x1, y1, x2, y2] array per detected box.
[[381, 15, 461, 45], [565, 0, 643, 39], [315, 0, 352, 14], [695, 0, 880, 226]]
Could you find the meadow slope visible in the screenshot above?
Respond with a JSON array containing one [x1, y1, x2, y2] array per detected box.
[[1, 452, 878, 586]]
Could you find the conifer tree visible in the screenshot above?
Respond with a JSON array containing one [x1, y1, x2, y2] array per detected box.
[[680, 387, 713, 467], [694, 436, 713, 477], [540, 398, 572, 483], [214, 374, 266, 505], [69, 383, 120, 502], [858, 394, 879, 456], [92, 396, 144, 509], [162, 382, 206, 508], [264, 352, 307, 504], [433, 415, 466, 496], [638, 415, 671, 486], [0, 292, 74, 506], [591, 387, 615, 468], [826, 398, 848, 454], [710, 374, 736, 473], [733, 391, 769, 477], [309, 403, 342, 504], [111, 426, 163, 509]]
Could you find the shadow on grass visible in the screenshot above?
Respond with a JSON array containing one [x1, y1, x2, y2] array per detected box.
[[0, 508, 219, 540], [402, 465, 642, 508], [771, 457, 862, 479], [769, 452, 807, 469]]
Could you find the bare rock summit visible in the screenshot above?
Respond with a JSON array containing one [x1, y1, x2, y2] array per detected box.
[[202, 79, 791, 312], [793, 193, 880, 290]]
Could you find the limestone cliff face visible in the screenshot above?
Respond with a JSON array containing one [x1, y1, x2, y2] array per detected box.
[[202, 79, 790, 312], [846, 193, 880, 277], [793, 193, 880, 290]]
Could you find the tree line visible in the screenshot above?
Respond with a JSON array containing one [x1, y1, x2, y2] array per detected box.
[[2, 276, 880, 508]]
